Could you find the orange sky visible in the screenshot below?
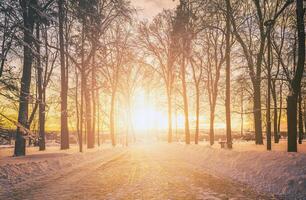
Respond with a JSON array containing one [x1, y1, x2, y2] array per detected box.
[[130, 0, 178, 19]]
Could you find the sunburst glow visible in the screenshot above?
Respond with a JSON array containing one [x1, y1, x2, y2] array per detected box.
[[131, 90, 167, 132]]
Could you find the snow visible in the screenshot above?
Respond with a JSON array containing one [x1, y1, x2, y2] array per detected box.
[[0, 145, 118, 191], [0, 142, 305, 199], [223, 139, 306, 153], [174, 143, 306, 199]]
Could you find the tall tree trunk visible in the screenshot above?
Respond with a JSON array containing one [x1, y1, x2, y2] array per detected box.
[[75, 68, 82, 152], [226, 0, 264, 145], [253, 0, 265, 146], [110, 91, 116, 146], [273, 98, 278, 143], [175, 95, 178, 141], [287, 95, 297, 151], [91, 52, 96, 147], [80, 21, 86, 147], [58, 0, 69, 150], [36, 23, 45, 151], [240, 85, 244, 136], [126, 97, 132, 147], [225, 4, 232, 148], [92, 85, 96, 147], [181, 56, 190, 144], [14, 0, 36, 156], [209, 106, 215, 146], [167, 89, 172, 143], [278, 82, 283, 135], [266, 27, 272, 150], [97, 88, 100, 147], [272, 81, 279, 143], [253, 82, 263, 144], [298, 92, 303, 144], [304, 99, 306, 137], [195, 85, 200, 144], [288, 0, 305, 152], [90, 53, 97, 148], [80, 70, 84, 152], [84, 78, 93, 148]]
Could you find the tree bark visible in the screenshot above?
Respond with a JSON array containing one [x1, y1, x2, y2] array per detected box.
[[225, 2, 232, 148], [58, 0, 69, 150], [91, 53, 96, 147], [304, 99, 306, 137], [272, 81, 279, 143], [97, 88, 100, 147], [80, 70, 84, 152], [278, 82, 283, 135], [194, 85, 200, 144], [14, 0, 36, 156], [253, 82, 263, 144], [167, 90, 172, 143], [288, 0, 305, 152], [287, 95, 297, 152], [110, 91, 116, 146], [75, 68, 82, 152], [266, 27, 272, 150], [181, 55, 190, 144], [226, 0, 264, 145], [298, 92, 303, 144], [209, 106, 215, 146], [36, 23, 46, 151], [240, 84, 244, 136], [84, 77, 93, 148]]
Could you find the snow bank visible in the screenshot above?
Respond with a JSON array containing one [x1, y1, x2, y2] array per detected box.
[[176, 144, 306, 199], [0, 148, 123, 192], [0, 153, 84, 186]]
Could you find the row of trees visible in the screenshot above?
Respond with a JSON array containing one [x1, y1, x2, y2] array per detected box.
[[0, 0, 135, 156], [0, 0, 304, 156], [139, 0, 304, 151]]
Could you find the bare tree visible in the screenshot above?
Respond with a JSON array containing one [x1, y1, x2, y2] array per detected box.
[[227, 0, 293, 145], [99, 24, 132, 146], [138, 10, 177, 143], [173, 0, 193, 144], [201, 29, 226, 146]]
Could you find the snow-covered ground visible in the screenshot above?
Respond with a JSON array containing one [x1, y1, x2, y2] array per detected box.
[[178, 143, 306, 199], [217, 139, 306, 153], [0, 145, 118, 187], [0, 142, 305, 199]]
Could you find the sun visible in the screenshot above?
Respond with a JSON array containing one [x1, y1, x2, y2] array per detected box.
[[131, 90, 167, 132]]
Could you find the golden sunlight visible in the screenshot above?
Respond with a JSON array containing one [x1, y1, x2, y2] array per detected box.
[[131, 90, 168, 131], [1, 0, 305, 199]]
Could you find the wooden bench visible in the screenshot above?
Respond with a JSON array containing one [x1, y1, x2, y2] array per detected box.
[[218, 140, 233, 149], [219, 140, 227, 148]]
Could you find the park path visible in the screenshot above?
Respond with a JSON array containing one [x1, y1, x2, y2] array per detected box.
[[1, 144, 271, 200]]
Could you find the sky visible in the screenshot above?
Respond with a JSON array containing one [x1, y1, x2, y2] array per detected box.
[[130, 0, 178, 19]]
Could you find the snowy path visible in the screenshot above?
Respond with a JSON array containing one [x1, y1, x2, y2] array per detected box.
[[1, 144, 271, 200]]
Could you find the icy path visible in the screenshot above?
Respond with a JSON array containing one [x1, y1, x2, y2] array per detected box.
[[0, 144, 271, 200]]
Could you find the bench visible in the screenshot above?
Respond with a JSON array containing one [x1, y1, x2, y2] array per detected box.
[[218, 140, 233, 149], [219, 140, 227, 148]]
